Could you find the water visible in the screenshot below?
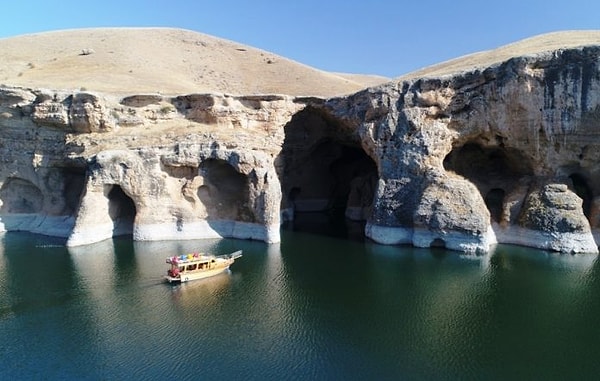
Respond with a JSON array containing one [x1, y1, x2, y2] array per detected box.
[[1, 230, 600, 380]]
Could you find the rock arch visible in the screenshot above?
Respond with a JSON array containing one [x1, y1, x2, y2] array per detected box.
[[443, 141, 533, 224], [0, 172, 84, 237], [279, 107, 377, 237], [106, 184, 136, 236], [0, 178, 43, 214], [197, 158, 252, 221], [68, 180, 140, 247]]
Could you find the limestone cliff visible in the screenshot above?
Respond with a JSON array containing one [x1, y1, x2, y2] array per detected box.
[[1, 29, 600, 254], [0, 88, 301, 246], [319, 40, 600, 253]]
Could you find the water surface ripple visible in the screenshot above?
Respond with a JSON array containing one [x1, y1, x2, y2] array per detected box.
[[1, 232, 599, 380]]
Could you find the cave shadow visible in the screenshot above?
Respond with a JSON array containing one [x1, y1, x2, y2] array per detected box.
[[443, 141, 534, 226], [0, 177, 44, 214], [197, 158, 252, 222], [443, 141, 598, 230], [569, 173, 593, 219], [0, 168, 86, 237], [106, 184, 136, 237], [279, 107, 377, 241]]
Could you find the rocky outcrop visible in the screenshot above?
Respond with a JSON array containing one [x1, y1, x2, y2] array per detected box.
[[0, 88, 301, 246], [319, 45, 600, 253], [1, 38, 600, 254]]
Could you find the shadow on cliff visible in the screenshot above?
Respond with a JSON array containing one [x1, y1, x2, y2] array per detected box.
[[278, 106, 377, 241]]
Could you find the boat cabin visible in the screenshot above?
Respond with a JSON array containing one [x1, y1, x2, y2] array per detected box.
[[164, 250, 242, 283]]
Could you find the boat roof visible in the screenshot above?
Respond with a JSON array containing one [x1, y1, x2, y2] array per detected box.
[[166, 254, 216, 265], [166, 250, 241, 265]]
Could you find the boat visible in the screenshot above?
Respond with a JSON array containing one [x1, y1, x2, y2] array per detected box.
[[164, 250, 242, 283]]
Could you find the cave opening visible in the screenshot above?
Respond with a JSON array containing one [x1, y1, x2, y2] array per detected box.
[[485, 188, 506, 223], [569, 173, 593, 219], [106, 185, 136, 237], [0, 177, 44, 214], [63, 168, 86, 215], [197, 159, 252, 222], [280, 107, 378, 240], [443, 141, 533, 224], [430, 238, 447, 248]]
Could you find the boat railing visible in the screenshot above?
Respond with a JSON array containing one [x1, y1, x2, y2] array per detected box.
[[166, 250, 243, 265]]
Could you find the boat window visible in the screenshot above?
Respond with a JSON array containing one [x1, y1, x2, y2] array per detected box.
[[179, 266, 185, 272], [187, 264, 197, 271]]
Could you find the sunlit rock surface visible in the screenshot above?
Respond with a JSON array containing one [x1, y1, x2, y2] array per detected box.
[[1, 30, 600, 253], [319, 43, 600, 253]]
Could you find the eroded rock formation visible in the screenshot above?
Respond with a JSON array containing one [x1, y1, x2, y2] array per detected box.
[[0, 89, 299, 246], [319, 46, 600, 253], [1, 38, 600, 254]]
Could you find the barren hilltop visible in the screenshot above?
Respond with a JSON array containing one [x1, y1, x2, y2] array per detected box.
[[0, 27, 388, 97], [2, 28, 600, 97], [400, 30, 600, 79]]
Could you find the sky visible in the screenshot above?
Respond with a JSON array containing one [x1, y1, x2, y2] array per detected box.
[[1, 0, 599, 78]]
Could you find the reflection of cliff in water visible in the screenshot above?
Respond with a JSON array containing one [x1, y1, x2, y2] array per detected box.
[[282, 210, 366, 241]]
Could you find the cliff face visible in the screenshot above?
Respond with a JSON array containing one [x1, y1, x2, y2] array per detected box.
[[321, 46, 600, 253], [0, 89, 301, 246], [1, 36, 600, 254]]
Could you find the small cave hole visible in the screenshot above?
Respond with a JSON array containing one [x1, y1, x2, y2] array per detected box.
[[485, 188, 505, 223], [107, 185, 136, 236], [430, 238, 446, 248]]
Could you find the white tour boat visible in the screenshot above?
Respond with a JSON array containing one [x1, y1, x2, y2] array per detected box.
[[164, 250, 242, 283]]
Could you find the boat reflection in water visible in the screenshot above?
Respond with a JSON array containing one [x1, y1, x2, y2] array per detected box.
[[168, 271, 233, 309]]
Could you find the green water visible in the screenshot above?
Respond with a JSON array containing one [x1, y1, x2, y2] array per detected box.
[[1, 230, 600, 380]]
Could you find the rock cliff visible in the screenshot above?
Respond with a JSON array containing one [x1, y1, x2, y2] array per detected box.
[[1, 29, 599, 254], [0, 88, 302, 246], [319, 35, 600, 253]]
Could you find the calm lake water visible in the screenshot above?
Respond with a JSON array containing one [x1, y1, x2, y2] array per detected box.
[[2, 224, 600, 380]]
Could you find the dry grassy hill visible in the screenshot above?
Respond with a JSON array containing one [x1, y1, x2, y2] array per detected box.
[[0, 27, 388, 97], [3, 28, 596, 99], [400, 30, 600, 80]]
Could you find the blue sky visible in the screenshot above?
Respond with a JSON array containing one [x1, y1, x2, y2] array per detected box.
[[1, 0, 599, 77]]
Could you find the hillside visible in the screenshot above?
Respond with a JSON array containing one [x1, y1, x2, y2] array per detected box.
[[0, 27, 388, 97], [400, 30, 600, 79]]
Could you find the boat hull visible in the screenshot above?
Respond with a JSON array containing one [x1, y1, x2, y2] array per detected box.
[[164, 266, 230, 283], [164, 250, 242, 283]]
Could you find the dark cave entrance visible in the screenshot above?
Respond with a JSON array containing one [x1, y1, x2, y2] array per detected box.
[[430, 238, 447, 248], [280, 107, 378, 240], [485, 188, 506, 223], [63, 168, 86, 215], [106, 185, 136, 237], [197, 159, 252, 222], [569, 173, 593, 219], [443, 141, 533, 224]]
